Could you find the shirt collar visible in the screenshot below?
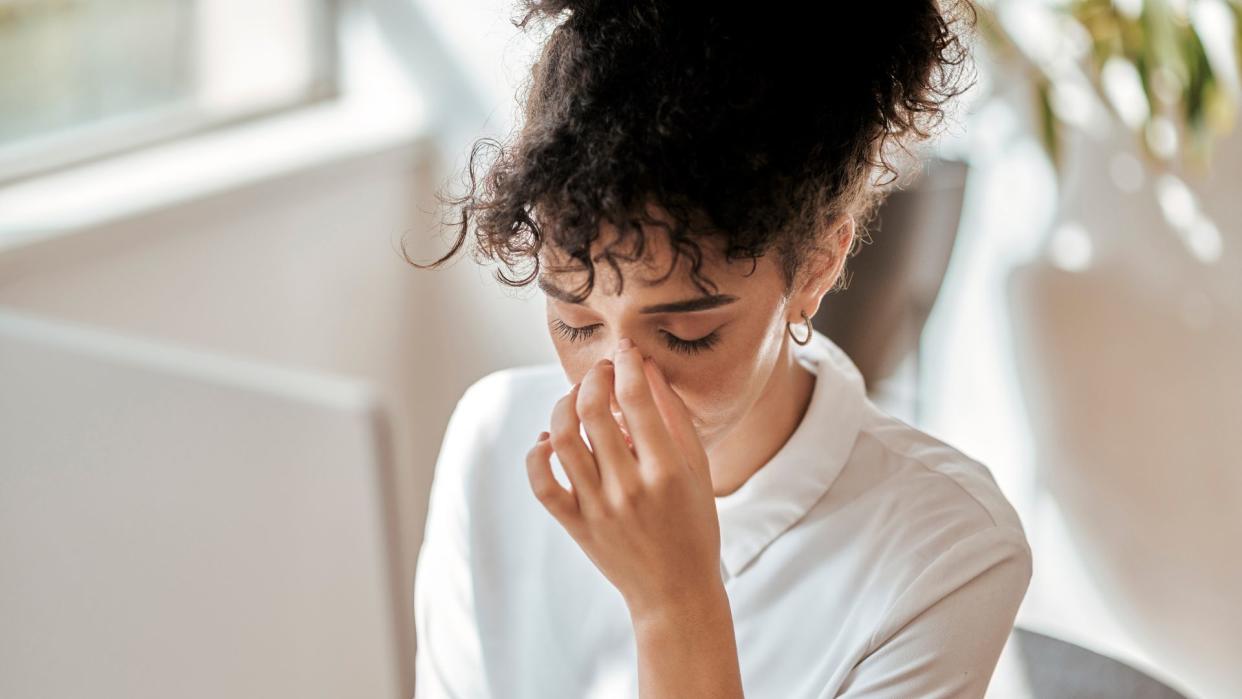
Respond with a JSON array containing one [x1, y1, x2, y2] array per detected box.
[[714, 328, 867, 579]]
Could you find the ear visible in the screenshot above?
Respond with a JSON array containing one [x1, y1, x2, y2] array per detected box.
[[789, 215, 855, 322]]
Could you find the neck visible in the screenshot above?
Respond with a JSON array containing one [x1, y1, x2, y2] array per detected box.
[[706, 340, 817, 498]]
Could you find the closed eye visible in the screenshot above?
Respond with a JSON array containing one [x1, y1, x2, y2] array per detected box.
[[548, 319, 722, 356]]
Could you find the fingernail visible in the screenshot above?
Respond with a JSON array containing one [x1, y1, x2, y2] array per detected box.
[[599, 357, 613, 368], [618, 337, 634, 351], [536, 430, 550, 443]]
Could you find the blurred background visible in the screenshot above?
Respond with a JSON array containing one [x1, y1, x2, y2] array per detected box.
[[1, 0, 1238, 697]]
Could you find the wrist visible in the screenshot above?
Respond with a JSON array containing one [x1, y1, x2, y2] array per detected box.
[[628, 578, 732, 631]]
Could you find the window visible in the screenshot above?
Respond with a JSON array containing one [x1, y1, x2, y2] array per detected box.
[[0, 0, 340, 184]]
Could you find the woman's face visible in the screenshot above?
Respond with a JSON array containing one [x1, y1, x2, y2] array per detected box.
[[538, 221, 832, 452]]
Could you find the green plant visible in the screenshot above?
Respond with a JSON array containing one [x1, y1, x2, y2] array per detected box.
[[975, 0, 1242, 174]]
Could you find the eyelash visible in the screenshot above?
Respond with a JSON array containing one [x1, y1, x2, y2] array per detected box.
[[549, 320, 722, 356]]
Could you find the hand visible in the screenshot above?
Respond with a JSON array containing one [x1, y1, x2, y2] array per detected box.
[[526, 338, 723, 618]]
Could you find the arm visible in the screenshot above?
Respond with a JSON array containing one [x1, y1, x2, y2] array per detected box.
[[630, 581, 745, 699], [525, 345, 743, 698], [835, 526, 1033, 699], [413, 385, 493, 699]]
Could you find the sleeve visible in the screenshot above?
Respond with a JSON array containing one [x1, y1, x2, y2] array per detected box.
[[413, 380, 496, 699], [835, 525, 1034, 699]]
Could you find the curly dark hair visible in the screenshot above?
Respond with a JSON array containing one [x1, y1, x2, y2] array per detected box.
[[404, 1, 977, 303]]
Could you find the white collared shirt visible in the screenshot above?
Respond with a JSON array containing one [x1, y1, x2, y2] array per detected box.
[[413, 329, 1032, 698]]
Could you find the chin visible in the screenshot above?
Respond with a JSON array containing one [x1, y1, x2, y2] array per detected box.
[[696, 423, 722, 450]]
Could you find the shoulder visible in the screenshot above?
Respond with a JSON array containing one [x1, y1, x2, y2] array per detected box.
[[835, 406, 1033, 637], [457, 361, 568, 409], [451, 361, 570, 431], [848, 404, 1030, 547], [436, 361, 570, 476]]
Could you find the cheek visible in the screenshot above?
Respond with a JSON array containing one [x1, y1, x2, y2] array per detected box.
[[669, 338, 774, 437], [550, 337, 596, 384]]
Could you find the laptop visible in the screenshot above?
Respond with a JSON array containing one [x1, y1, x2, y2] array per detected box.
[[0, 309, 411, 698]]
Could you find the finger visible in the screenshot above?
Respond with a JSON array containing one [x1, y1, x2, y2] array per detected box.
[[526, 432, 583, 531], [612, 339, 680, 475], [549, 382, 602, 514], [643, 357, 710, 479], [577, 358, 640, 500]]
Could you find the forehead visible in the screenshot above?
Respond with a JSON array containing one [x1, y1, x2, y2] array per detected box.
[[537, 220, 742, 299]]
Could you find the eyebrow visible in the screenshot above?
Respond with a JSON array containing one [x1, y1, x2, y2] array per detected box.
[[538, 277, 739, 314]]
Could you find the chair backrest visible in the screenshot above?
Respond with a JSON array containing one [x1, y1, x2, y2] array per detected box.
[[811, 157, 969, 392], [1008, 627, 1190, 699]]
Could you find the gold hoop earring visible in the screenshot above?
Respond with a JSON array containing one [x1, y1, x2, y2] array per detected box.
[[786, 310, 813, 346]]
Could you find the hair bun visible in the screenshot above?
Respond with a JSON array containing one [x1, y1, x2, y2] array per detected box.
[[516, 0, 647, 32], [530, 0, 602, 13], [520, 0, 608, 19]]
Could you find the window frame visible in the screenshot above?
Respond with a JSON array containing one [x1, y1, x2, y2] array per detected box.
[[0, 0, 344, 186]]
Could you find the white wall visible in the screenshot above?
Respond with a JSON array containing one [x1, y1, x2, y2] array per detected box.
[[0, 1, 558, 683], [920, 44, 1242, 699], [0, 130, 558, 659]]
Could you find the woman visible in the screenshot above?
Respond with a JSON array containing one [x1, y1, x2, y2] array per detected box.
[[407, 1, 1031, 697]]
